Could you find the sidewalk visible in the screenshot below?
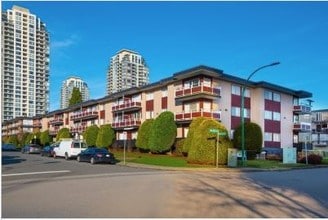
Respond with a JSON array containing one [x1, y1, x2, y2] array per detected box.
[[117, 161, 328, 172]]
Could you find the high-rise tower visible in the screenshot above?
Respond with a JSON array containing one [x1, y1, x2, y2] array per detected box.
[[60, 76, 90, 109], [106, 49, 149, 95], [1, 6, 50, 121]]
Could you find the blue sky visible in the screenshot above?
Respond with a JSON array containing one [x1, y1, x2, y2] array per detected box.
[[2, 1, 328, 111]]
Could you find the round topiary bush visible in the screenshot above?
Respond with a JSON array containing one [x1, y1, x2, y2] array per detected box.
[[136, 119, 154, 152], [233, 122, 263, 159], [182, 117, 207, 155], [149, 111, 177, 154], [187, 118, 232, 165]]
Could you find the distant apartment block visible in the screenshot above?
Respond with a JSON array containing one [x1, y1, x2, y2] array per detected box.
[[60, 76, 90, 109], [1, 5, 50, 121], [106, 49, 149, 94], [2, 65, 313, 151], [312, 109, 328, 150]]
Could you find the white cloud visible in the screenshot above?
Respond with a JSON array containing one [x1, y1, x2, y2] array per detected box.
[[51, 34, 79, 49]]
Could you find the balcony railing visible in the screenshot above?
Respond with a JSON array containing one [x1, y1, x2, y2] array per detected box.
[[70, 126, 87, 134], [33, 122, 42, 128], [175, 85, 221, 100], [49, 118, 63, 125], [112, 119, 141, 129], [293, 104, 311, 114], [293, 122, 311, 132], [175, 109, 221, 121], [112, 101, 142, 112], [71, 111, 98, 121]]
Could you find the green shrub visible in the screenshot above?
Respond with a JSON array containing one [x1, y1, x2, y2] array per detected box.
[[149, 111, 177, 153], [182, 117, 207, 155], [84, 125, 99, 147], [7, 135, 19, 147], [96, 124, 115, 148], [136, 119, 154, 152], [173, 138, 185, 156], [56, 128, 71, 141], [233, 122, 263, 159], [40, 130, 51, 146], [187, 118, 232, 165]]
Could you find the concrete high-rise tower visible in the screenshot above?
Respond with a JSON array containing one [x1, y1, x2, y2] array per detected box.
[[60, 76, 90, 109], [106, 49, 149, 95], [1, 6, 50, 121]]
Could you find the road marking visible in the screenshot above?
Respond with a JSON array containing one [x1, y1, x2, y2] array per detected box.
[[2, 170, 71, 177]]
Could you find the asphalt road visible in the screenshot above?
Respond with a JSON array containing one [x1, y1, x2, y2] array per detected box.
[[2, 151, 328, 218]]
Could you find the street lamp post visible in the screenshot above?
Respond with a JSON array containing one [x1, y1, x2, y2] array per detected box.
[[240, 62, 280, 166]]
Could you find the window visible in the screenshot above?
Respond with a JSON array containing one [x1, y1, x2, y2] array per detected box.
[[273, 133, 281, 142], [244, 88, 250, 98], [146, 92, 153, 100], [192, 79, 200, 87], [203, 77, 211, 87], [273, 112, 281, 121], [161, 88, 168, 97], [232, 85, 241, 96], [231, 107, 240, 117], [265, 111, 272, 120], [244, 108, 250, 118], [265, 132, 273, 141], [264, 90, 272, 100], [273, 93, 281, 102], [146, 111, 154, 119]]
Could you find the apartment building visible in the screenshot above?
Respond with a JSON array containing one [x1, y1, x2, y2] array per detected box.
[[60, 76, 90, 109], [312, 109, 328, 150], [106, 49, 149, 95], [1, 6, 50, 121], [2, 65, 312, 149]]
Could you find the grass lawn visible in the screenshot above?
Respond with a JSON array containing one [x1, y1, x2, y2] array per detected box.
[[112, 150, 328, 169]]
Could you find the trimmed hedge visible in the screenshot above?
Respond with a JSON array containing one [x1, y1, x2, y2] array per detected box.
[[136, 119, 154, 152], [187, 118, 232, 165], [84, 125, 99, 147], [182, 117, 207, 155], [149, 111, 177, 153], [96, 124, 115, 148], [299, 154, 323, 165], [233, 122, 263, 159]]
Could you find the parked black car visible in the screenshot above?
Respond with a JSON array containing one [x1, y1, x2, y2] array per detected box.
[[21, 144, 41, 154], [77, 147, 116, 164], [40, 146, 54, 157]]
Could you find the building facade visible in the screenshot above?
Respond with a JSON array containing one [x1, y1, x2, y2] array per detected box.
[[106, 49, 149, 95], [312, 109, 328, 150], [60, 76, 90, 109], [2, 65, 313, 150], [1, 5, 50, 121]]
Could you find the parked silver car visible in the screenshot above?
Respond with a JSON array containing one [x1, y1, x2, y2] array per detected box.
[[21, 144, 42, 154]]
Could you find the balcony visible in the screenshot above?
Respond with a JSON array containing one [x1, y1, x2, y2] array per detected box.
[[175, 85, 221, 101], [293, 122, 311, 132], [70, 125, 87, 134], [49, 118, 63, 126], [112, 101, 142, 113], [49, 129, 60, 136], [71, 111, 98, 121], [175, 109, 221, 122], [112, 119, 141, 129], [33, 121, 42, 128], [293, 104, 311, 114]]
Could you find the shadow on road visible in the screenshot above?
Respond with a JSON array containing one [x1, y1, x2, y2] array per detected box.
[[2, 155, 26, 165], [171, 172, 328, 218]]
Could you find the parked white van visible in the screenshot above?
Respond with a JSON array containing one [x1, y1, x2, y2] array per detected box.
[[53, 139, 87, 160]]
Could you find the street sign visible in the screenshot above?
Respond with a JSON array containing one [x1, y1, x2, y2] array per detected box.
[[209, 129, 227, 136]]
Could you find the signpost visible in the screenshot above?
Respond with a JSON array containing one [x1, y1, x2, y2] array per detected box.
[[209, 129, 227, 168]]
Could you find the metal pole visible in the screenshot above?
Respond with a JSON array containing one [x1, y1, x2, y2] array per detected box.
[[241, 87, 245, 166], [240, 62, 280, 167], [123, 131, 126, 165]]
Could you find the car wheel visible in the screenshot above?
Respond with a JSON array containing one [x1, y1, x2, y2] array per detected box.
[[77, 156, 81, 162], [90, 157, 95, 165], [65, 153, 69, 160]]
